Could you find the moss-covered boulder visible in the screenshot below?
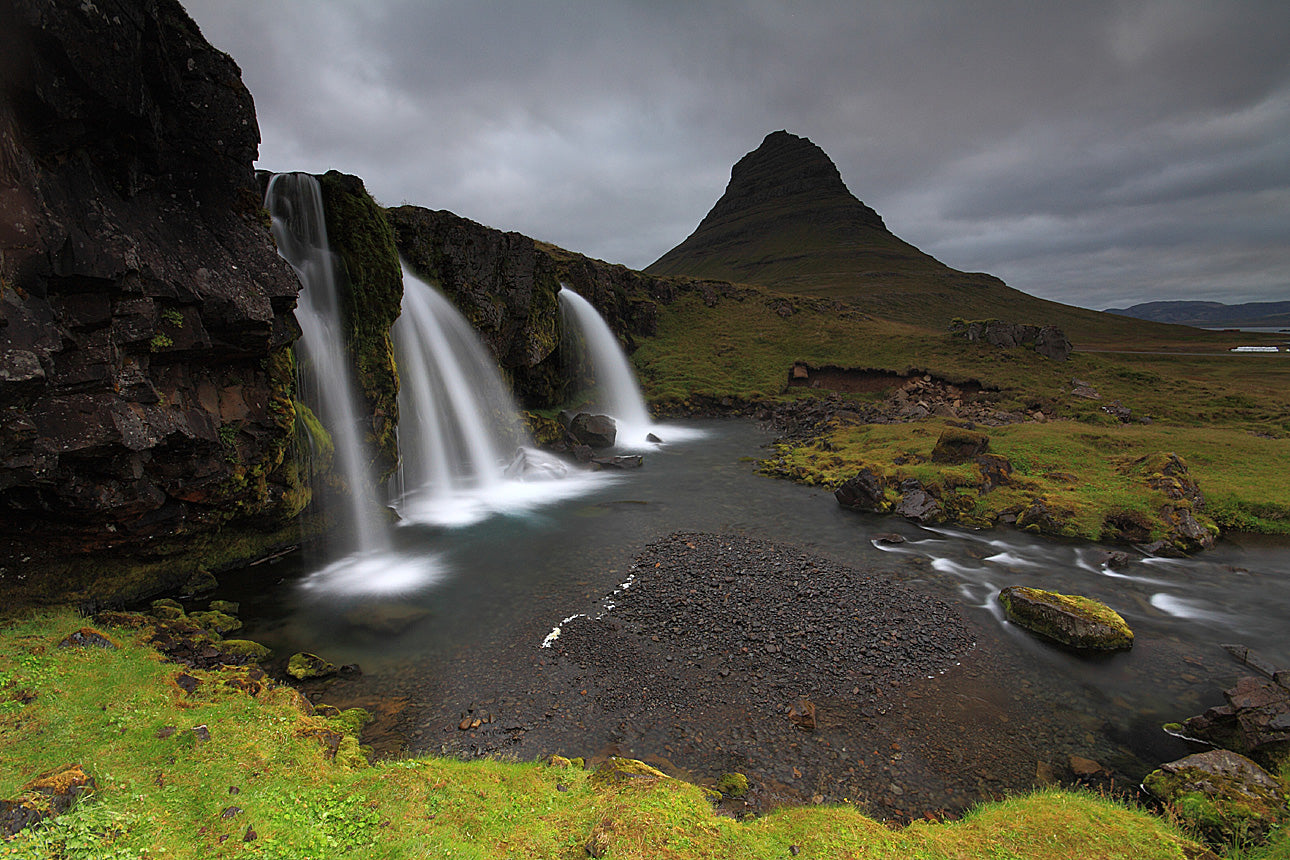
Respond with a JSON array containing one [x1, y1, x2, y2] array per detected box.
[[150, 599, 186, 621], [1144, 749, 1287, 847], [287, 652, 338, 680], [187, 610, 243, 636], [931, 427, 989, 463], [998, 586, 1133, 651], [590, 758, 669, 787], [218, 639, 272, 662], [316, 171, 403, 481], [716, 772, 750, 798]]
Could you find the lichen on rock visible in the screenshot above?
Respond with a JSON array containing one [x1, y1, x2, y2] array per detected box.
[[997, 586, 1133, 651], [1144, 749, 1287, 847]]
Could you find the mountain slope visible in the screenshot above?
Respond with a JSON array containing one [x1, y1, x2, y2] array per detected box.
[[1106, 300, 1290, 328], [645, 131, 1189, 342]]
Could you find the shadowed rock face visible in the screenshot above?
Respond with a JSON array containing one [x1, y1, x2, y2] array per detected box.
[[0, 1, 300, 567]]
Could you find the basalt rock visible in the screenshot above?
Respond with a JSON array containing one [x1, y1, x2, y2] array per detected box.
[[1178, 672, 1290, 763], [949, 319, 1072, 361], [0, 0, 303, 593], [0, 763, 97, 837], [997, 586, 1133, 651], [931, 427, 989, 463], [834, 468, 891, 513], [569, 413, 617, 449], [1144, 750, 1286, 847]]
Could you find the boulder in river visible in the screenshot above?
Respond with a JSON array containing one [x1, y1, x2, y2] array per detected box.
[[997, 586, 1133, 651], [834, 468, 891, 513], [1144, 749, 1287, 847], [569, 413, 617, 448]]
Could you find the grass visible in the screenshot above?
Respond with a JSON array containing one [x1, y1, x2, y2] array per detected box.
[[0, 608, 1214, 859], [631, 291, 1290, 540]]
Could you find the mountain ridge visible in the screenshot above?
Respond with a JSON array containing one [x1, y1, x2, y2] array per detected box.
[[1106, 300, 1290, 328]]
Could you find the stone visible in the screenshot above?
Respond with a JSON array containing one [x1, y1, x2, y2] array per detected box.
[[975, 453, 1013, 492], [286, 652, 338, 680], [151, 599, 186, 620], [834, 468, 890, 512], [1144, 750, 1286, 846], [590, 455, 643, 470], [188, 611, 242, 636], [645, 433, 663, 443], [57, 627, 119, 650], [872, 533, 906, 544], [1068, 755, 1104, 777], [788, 698, 817, 731], [895, 487, 943, 523], [1179, 674, 1290, 759], [0, 763, 96, 837], [218, 639, 273, 662], [997, 586, 1133, 651], [569, 413, 617, 448], [209, 600, 240, 615], [343, 603, 430, 635], [182, 570, 219, 597], [931, 427, 989, 463], [716, 772, 749, 798], [949, 319, 1071, 361]]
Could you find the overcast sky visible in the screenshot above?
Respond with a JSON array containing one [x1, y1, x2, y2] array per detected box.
[[183, 0, 1289, 311]]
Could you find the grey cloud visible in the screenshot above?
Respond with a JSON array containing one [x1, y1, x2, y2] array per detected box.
[[184, 0, 1290, 308]]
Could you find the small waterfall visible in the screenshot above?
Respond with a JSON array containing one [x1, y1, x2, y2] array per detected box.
[[559, 287, 701, 447], [391, 268, 595, 527], [265, 173, 438, 594]]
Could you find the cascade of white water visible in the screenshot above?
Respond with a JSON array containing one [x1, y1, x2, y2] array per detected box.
[[265, 172, 387, 555], [557, 288, 652, 439], [390, 267, 588, 527]]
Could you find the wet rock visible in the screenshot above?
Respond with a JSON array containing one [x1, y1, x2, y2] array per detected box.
[[209, 600, 240, 615], [1144, 750, 1287, 846], [1179, 674, 1290, 761], [975, 454, 1013, 492], [287, 652, 338, 680], [931, 427, 989, 464], [218, 640, 273, 662], [788, 698, 817, 732], [997, 586, 1133, 651], [646, 433, 663, 443], [57, 627, 119, 650], [590, 455, 643, 470], [343, 603, 430, 636], [569, 413, 617, 448], [872, 532, 906, 544], [151, 599, 186, 620], [895, 487, 943, 524], [188, 610, 243, 636], [1068, 755, 1105, 777], [835, 468, 891, 512], [0, 763, 96, 837]]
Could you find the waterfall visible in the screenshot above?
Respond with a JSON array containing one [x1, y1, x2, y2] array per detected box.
[[558, 287, 701, 447], [265, 173, 438, 595], [391, 268, 598, 527]]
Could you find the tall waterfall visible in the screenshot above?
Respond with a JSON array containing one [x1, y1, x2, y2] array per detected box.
[[265, 173, 437, 594], [559, 287, 701, 447], [391, 269, 597, 527]]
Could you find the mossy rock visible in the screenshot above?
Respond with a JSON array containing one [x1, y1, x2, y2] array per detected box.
[[150, 599, 185, 620], [209, 600, 240, 615], [590, 758, 668, 787], [716, 772, 749, 798], [287, 652, 338, 680], [218, 639, 272, 661], [330, 707, 374, 736], [187, 610, 243, 636], [998, 586, 1133, 651], [1144, 749, 1287, 847], [931, 427, 989, 464]]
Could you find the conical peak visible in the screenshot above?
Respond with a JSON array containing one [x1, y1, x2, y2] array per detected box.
[[693, 130, 885, 233]]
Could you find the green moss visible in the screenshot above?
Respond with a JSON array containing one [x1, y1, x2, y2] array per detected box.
[[218, 639, 272, 661], [186, 610, 242, 636], [316, 171, 403, 482], [999, 586, 1133, 650], [716, 772, 749, 798]]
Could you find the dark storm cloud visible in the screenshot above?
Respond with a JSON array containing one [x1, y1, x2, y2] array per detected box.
[[184, 0, 1290, 309]]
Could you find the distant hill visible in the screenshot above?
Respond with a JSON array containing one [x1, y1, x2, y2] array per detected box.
[[1105, 300, 1290, 329], [645, 130, 1192, 343]]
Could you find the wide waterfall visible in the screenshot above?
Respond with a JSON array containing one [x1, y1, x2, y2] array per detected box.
[[265, 173, 438, 595], [391, 269, 604, 528], [558, 287, 702, 447]]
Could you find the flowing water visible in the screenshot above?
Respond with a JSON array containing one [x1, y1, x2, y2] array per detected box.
[[558, 286, 702, 448], [216, 418, 1290, 802]]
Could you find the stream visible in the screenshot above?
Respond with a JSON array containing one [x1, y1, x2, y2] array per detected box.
[[215, 417, 1290, 815]]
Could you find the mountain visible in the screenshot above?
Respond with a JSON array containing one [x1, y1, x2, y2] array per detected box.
[[1105, 301, 1290, 329], [645, 131, 1174, 340]]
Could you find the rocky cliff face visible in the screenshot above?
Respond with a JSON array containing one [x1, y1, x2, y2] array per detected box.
[[0, 0, 302, 597], [389, 205, 685, 409]]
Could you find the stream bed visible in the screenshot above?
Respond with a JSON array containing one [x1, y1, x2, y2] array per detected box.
[[215, 418, 1290, 819]]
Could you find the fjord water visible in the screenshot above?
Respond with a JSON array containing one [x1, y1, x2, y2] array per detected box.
[[266, 174, 439, 594], [390, 270, 608, 528], [220, 418, 1290, 791]]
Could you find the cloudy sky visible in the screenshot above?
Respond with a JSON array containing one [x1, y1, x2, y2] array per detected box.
[[183, 0, 1289, 311]]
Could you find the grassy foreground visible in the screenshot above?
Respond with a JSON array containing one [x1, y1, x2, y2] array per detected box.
[[0, 609, 1216, 859]]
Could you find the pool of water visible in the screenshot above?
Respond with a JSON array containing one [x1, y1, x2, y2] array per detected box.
[[215, 417, 1290, 799]]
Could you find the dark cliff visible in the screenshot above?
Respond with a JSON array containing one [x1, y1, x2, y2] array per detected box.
[[389, 205, 709, 410], [0, 0, 303, 599]]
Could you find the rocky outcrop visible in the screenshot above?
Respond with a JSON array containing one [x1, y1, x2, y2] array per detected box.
[[1144, 750, 1286, 847], [949, 319, 1072, 361], [316, 171, 402, 480], [389, 204, 694, 409], [997, 586, 1133, 651], [0, 0, 302, 593]]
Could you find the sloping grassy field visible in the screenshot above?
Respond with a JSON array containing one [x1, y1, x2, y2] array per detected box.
[[0, 609, 1221, 859]]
